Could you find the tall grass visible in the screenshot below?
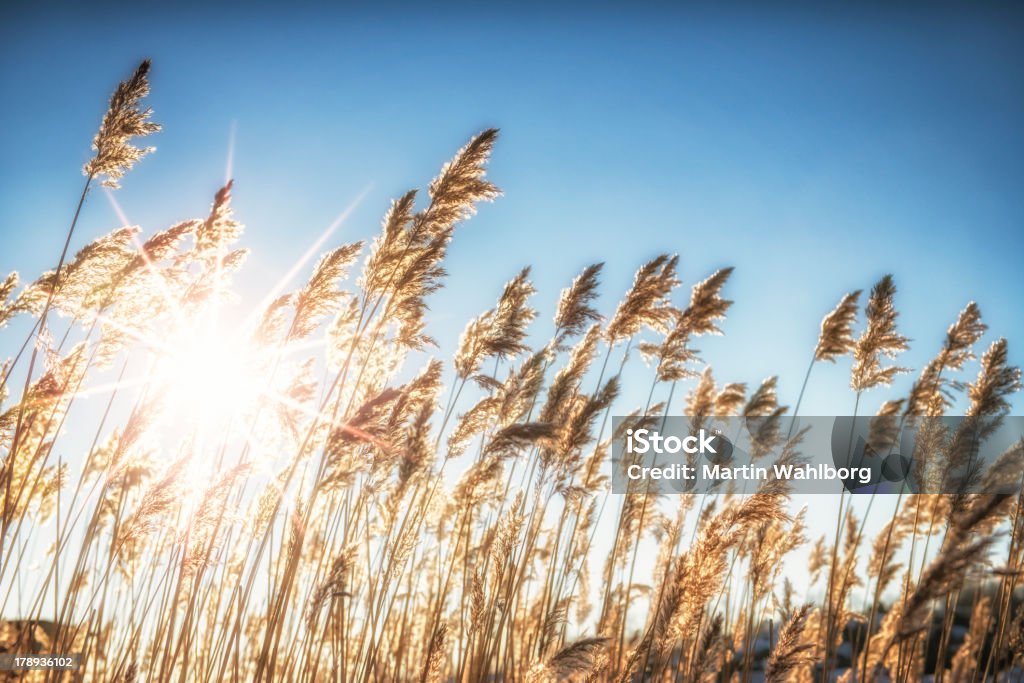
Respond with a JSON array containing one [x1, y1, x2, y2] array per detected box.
[[1, 61, 1022, 683]]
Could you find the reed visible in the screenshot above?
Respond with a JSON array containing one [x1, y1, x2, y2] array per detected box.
[[0, 60, 1021, 683]]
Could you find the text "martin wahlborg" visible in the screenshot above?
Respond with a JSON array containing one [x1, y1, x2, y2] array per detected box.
[[625, 428, 719, 454]]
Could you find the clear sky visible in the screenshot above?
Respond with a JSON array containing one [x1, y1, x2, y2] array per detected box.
[[2, 1, 1021, 419], [2, 0, 1023, 607]]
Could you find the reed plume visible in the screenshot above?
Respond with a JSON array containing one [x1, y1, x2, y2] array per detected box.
[[851, 275, 910, 392], [554, 263, 604, 346], [529, 636, 610, 682], [83, 59, 160, 188], [967, 338, 1021, 417], [640, 267, 733, 382], [765, 603, 814, 682], [604, 254, 679, 344], [289, 242, 364, 340], [791, 288, 861, 420], [815, 290, 861, 362], [0, 273, 18, 329], [907, 302, 988, 416], [455, 267, 537, 379]]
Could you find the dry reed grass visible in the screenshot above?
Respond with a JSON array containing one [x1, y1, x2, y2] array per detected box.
[[0, 60, 1022, 683]]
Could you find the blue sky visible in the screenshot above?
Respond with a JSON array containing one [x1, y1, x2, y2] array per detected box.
[[2, 1, 1021, 421], [1, 0, 1023, 611]]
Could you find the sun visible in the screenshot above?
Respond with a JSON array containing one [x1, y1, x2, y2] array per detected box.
[[155, 320, 264, 438]]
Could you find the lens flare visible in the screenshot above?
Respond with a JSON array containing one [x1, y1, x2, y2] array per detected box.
[[157, 322, 262, 434]]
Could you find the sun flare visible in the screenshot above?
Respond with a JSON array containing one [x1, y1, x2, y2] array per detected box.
[[156, 321, 263, 435]]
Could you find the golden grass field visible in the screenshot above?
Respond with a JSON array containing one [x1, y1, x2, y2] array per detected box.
[[0, 61, 1022, 682]]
